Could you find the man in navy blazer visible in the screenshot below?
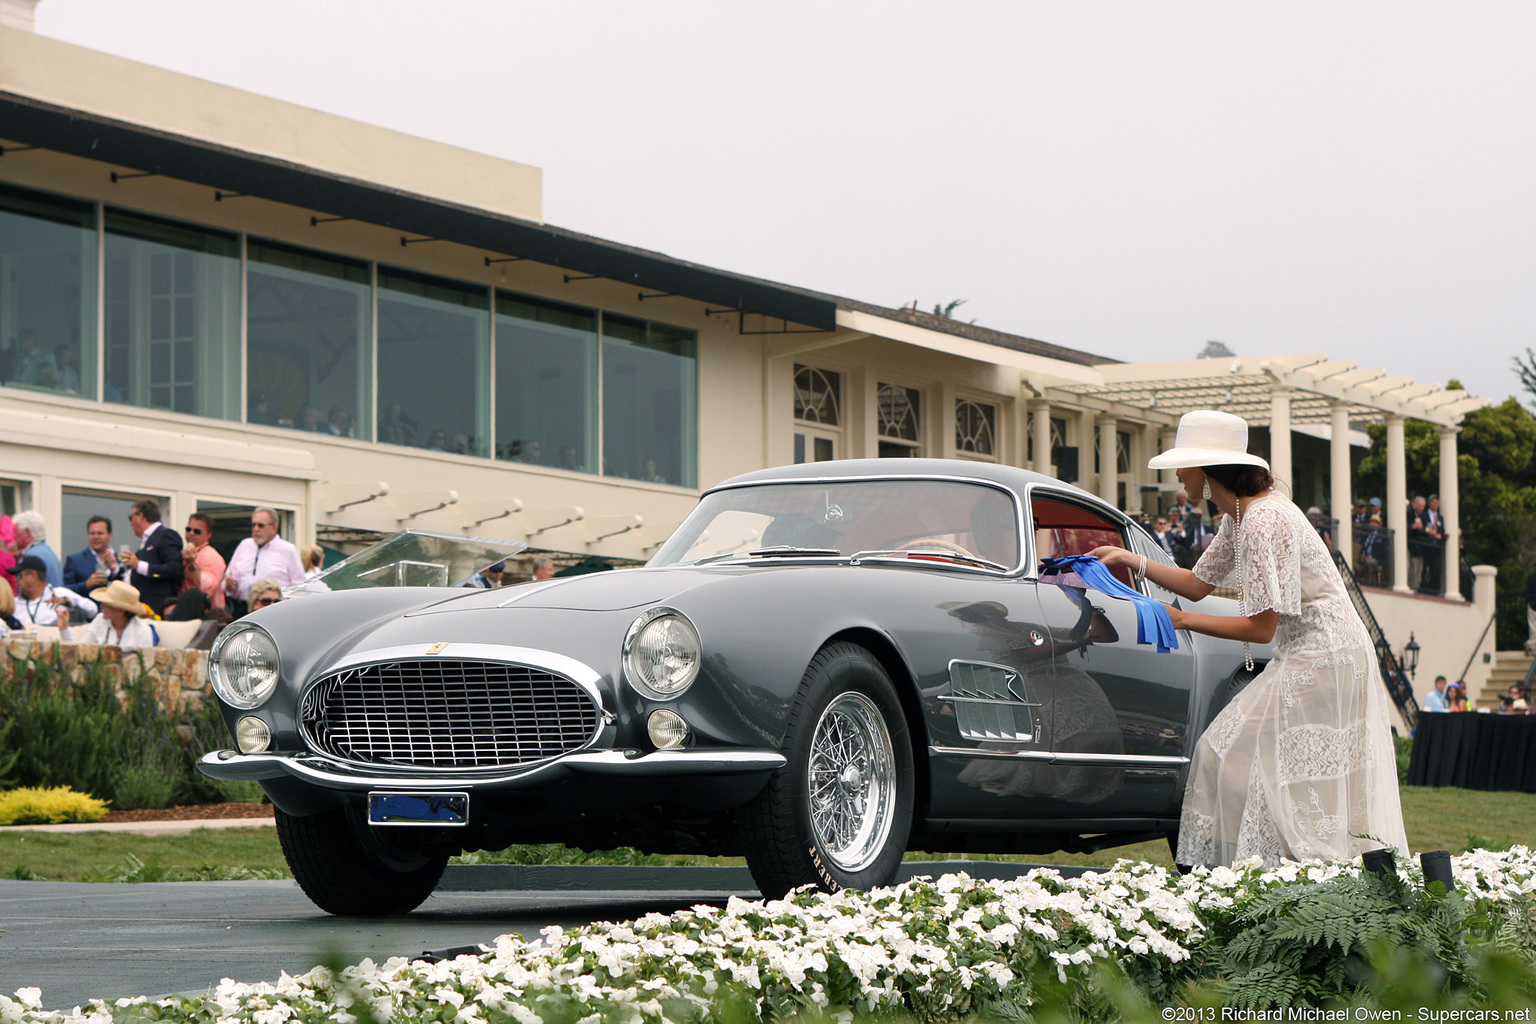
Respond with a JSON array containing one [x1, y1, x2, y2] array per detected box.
[[119, 498, 183, 614], [62, 515, 126, 592]]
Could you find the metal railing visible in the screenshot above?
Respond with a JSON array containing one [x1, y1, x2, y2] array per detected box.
[[1332, 549, 1421, 733], [1455, 611, 1498, 691]]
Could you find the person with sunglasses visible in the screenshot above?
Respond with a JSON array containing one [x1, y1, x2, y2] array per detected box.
[[166, 512, 227, 621], [223, 506, 305, 611], [249, 577, 284, 610]]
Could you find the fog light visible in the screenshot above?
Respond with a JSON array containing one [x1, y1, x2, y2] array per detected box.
[[236, 716, 272, 753], [647, 709, 689, 749]]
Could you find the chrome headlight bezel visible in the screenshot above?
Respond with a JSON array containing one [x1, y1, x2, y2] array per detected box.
[[208, 622, 282, 710], [623, 607, 702, 700]]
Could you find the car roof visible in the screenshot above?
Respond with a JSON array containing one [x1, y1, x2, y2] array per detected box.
[[708, 458, 1093, 500]]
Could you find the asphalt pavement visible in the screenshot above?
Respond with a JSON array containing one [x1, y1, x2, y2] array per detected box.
[[0, 818, 1088, 1012], [0, 878, 736, 1012]]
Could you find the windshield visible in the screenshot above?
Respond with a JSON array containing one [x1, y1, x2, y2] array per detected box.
[[649, 479, 1021, 570], [284, 530, 526, 596]]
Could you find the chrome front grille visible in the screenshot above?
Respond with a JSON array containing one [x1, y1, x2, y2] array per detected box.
[[300, 658, 602, 770]]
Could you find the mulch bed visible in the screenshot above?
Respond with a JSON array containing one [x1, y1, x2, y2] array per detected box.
[[101, 802, 275, 823]]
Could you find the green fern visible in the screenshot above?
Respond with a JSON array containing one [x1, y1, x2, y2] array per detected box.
[[1196, 866, 1481, 1009]]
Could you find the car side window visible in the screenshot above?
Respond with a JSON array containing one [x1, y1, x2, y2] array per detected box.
[[1030, 493, 1133, 588]]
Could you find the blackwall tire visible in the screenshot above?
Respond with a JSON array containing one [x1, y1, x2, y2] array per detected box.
[[740, 642, 914, 899], [275, 808, 448, 917]]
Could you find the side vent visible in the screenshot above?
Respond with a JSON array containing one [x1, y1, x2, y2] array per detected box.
[[943, 660, 1041, 743]]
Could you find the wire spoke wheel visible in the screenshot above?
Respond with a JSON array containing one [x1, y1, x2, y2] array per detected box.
[[806, 691, 896, 873]]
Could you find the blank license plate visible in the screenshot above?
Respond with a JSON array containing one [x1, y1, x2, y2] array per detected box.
[[368, 792, 469, 826]]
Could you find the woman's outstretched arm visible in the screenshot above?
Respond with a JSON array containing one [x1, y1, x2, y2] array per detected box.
[[1088, 544, 1214, 602]]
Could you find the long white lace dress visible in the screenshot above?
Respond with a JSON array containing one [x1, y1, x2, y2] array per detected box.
[[1175, 494, 1409, 867]]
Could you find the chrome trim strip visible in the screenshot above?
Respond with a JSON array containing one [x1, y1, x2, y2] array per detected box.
[[198, 747, 785, 789], [928, 745, 1188, 768]]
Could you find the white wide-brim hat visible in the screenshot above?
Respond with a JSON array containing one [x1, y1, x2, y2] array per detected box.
[[90, 578, 144, 615], [1147, 410, 1270, 471]]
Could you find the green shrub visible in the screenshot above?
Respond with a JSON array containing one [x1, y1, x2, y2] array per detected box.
[[0, 785, 109, 825], [0, 646, 228, 810], [1395, 734, 1413, 785]]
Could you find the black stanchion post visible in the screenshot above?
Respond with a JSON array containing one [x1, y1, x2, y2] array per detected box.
[[1362, 849, 1397, 878], [1420, 850, 1455, 891]]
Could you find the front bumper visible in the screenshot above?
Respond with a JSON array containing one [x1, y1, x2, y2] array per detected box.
[[197, 747, 787, 793]]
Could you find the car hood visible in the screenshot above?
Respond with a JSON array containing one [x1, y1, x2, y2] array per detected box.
[[408, 566, 718, 615]]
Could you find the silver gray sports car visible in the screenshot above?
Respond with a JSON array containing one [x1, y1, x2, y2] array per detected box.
[[200, 458, 1262, 915]]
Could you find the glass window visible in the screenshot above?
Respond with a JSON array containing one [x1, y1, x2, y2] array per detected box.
[[955, 399, 996, 457], [602, 314, 697, 487], [494, 292, 597, 472], [247, 239, 371, 438], [104, 209, 240, 418], [0, 183, 97, 400], [377, 267, 490, 456], [877, 382, 922, 458], [60, 489, 159, 563], [794, 365, 841, 425]]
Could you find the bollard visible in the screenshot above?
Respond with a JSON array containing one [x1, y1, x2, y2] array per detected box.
[[1362, 848, 1397, 878], [1420, 849, 1455, 892]]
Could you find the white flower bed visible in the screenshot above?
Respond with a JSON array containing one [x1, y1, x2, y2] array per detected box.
[[6, 847, 1535, 1024]]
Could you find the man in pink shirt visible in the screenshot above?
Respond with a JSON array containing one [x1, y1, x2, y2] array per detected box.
[[166, 512, 227, 620]]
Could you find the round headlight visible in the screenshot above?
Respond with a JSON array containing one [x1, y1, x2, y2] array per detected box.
[[623, 607, 701, 699], [647, 709, 690, 749], [235, 716, 272, 753], [210, 624, 281, 710]]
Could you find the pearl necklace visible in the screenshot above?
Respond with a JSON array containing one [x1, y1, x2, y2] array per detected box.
[[1234, 495, 1254, 672]]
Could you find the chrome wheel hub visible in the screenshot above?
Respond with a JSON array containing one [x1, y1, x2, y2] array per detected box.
[[807, 691, 896, 873]]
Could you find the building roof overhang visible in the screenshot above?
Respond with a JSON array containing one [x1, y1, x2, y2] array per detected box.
[[0, 91, 838, 332], [1052, 352, 1490, 429]]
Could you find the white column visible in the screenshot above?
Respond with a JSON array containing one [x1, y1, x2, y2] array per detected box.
[[1439, 426, 1460, 598], [1159, 428, 1178, 491], [1330, 402, 1352, 559], [1097, 414, 1118, 506], [1032, 399, 1053, 476], [1269, 386, 1293, 494], [1387, 415, 1410, 592]]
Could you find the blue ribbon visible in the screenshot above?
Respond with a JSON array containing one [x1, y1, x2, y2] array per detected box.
[[1039, 555, 1179, 653]]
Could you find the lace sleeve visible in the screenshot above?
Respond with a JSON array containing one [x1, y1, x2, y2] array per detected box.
[[1237, 501, 1303, 617], [1192, 515, 1234, 588]]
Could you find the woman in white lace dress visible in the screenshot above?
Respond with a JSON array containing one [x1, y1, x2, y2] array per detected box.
[[1092, 410, 1407, 868]]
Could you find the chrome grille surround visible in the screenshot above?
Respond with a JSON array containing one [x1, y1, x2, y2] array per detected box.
[[299, 655, 604, 772]]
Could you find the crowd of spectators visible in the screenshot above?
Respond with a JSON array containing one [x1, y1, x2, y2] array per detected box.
[[0, 500, 309, 647]]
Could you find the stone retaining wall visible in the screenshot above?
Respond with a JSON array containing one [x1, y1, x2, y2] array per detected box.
[[0, 637, 210, 715]]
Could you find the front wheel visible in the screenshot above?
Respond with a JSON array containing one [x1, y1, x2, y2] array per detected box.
[[740, 642, 914, 899], [275, 807, 449, 916]]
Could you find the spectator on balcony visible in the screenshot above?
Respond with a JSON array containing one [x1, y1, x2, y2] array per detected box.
[[1407, 495, 1434, 591], [119, 499, 184, 616], [1358, 514, 1390, 586], [1422, 674, 1451, 713], [9, 510, 63, 588]]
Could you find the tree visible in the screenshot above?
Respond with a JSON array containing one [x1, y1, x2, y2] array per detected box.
[[931, 299, 968, 319], [1515, 348, 1536, 411], [1198, 340, 1236, 359]]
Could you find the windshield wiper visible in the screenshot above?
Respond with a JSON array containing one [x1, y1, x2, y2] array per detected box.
[[691, 546, 843, 566], [849, 549, 1012, 572]]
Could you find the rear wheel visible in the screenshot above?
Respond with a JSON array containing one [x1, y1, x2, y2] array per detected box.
[[275, 807, 448, 916], [740, 642, 914, 899]]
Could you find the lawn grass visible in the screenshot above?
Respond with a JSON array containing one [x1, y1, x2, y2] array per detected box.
[[2, 785, 1531, 882]]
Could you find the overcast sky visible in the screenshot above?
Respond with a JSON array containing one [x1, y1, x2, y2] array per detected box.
[[34, 0, 1536, 406]]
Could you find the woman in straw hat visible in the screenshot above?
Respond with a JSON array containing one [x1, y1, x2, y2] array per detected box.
[[57, 578, 160, 648], [1090, 409, 1406, 868]]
